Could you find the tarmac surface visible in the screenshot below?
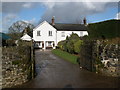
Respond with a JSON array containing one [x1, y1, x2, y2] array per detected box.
[[18, 50, 119, 88]]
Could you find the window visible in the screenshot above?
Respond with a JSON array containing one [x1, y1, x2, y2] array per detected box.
[[37, 31, 41, 36], [61, 32, 65, 37], [49, 31, 52, 36]]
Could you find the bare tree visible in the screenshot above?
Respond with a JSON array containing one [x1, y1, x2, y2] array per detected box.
[[8, 21, 34, 40]]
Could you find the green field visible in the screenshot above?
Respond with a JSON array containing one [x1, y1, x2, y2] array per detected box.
[[52, 49, 78, 64]]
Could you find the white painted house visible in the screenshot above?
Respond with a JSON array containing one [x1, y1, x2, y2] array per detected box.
[[33, 17, 88, 49]]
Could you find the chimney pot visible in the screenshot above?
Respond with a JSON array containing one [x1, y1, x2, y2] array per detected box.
[[52, 16, 55, 25], [83, 17, 87, 25]]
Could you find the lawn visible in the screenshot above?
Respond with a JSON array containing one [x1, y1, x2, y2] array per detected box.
[[52, 49, 79, 64]]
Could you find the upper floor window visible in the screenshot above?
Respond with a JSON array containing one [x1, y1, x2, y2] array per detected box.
[[37, 31, 41, 36], [61, 32, 65, 37], [49, 31, 52, 36]]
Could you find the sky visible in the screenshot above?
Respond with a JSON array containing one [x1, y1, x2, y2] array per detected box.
[[1, 0, 120, 33]]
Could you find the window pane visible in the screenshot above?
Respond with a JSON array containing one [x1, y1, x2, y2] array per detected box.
[[49, 31, 52, 36], [61, 32, 65, 37], [51, 31, 52, 36], [37, 31, 40, 36]]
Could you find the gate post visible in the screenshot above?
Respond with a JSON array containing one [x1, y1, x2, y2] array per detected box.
[[31, 39, 35, 79]]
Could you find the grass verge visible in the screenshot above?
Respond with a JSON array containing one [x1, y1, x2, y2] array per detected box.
[[52, 49, 78, 64]]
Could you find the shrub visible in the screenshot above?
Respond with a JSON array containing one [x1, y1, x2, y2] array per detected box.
[[74, 40, 83, 54], [57, 40, 66, 50], [58, 33, 80, 54], [66, 40, 74, 53], [6, 39, 16, 46]]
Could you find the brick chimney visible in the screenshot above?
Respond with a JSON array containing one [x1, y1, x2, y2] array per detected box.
[[83, 17, 87, 25], [52, 16, 55, 25]]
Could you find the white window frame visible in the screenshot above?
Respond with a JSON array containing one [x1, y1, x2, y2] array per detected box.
[[37, 31, 41, 36], [49, 31, 52, 36], [61, 32, 65, 37]]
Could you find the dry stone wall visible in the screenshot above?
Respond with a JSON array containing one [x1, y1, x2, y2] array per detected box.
[[2, 46, 34, 88], [80, 39, 120, 77], [95, 40, 120, 77]]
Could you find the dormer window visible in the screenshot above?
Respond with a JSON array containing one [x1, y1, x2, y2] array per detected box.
[[49, 31, 52, 36], [37, 31, 41, 36]]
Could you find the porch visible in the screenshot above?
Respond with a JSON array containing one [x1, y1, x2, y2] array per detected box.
[[34, 41, 55, 49]]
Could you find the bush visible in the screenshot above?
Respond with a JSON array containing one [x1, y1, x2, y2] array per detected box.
[[57, 33, 80, 54], [57, 40, 66, 50], [6, 39, 16, 46], [74, 40, 83, 54]]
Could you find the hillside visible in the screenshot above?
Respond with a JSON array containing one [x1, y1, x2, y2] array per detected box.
[[88, 19, 120, 39]]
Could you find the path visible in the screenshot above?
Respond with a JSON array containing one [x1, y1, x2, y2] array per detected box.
[[18, 50, 119, 88]]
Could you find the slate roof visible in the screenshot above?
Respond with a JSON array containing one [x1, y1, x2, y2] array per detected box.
[[51, 23, 87, 31]]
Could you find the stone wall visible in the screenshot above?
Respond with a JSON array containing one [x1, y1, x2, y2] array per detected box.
[[94, 40, 120, 77], [79, 39, 120, 77], [2, 45, 35, 88]]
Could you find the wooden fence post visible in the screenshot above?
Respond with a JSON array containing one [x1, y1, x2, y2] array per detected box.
[[31, 39, 35, 79]]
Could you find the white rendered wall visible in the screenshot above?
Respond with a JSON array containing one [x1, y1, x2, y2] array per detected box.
[[57, 31, 88, 43], [33, 21, 57, 47], [33, 21, 88, 49]]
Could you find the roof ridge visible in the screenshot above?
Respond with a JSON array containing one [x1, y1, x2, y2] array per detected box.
[[50, 23, 84, 25]]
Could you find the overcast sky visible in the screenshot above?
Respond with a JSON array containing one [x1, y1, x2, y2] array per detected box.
[[1, 0, 120, 33]]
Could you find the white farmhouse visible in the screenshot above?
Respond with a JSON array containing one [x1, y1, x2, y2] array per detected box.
[[33, 17, 88, 49]]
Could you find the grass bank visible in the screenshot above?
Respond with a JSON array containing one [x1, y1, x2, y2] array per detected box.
[[52, 49, 78, 64]]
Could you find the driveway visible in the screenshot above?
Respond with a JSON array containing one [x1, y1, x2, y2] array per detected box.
[[19, 50, 119, 88]]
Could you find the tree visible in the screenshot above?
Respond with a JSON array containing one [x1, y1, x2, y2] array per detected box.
[[22, 26, 33, 37], [8, 21, 34, 40]]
